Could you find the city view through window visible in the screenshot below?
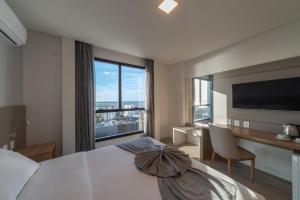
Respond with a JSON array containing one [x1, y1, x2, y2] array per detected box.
[[95, 59, 145, 140], [193, 78, 211, 122]]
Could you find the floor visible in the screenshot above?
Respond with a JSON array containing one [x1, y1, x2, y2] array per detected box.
[[160, 138, 292, 200]]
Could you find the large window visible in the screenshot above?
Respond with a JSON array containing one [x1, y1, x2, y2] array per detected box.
[[94, 58, 145, 141], [193, 77, 213, 123]]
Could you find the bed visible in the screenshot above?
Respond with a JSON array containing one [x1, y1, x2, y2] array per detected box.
[[2, 138, 265, 200]]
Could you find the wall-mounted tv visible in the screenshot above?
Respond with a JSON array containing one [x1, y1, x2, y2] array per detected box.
[[232, 77, 300, 111]]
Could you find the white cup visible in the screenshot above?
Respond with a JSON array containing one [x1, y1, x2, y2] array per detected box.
[[277, 134, 288, 139], [295, 138, 300, 142]]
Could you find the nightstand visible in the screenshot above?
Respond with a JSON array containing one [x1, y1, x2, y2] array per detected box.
[[15, 142, 56, 162]]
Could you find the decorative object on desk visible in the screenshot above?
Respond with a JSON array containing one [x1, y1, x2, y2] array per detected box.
[[275, 134, 291, 141], [10, 120, 30, 150], [283, 124, 299, 139]]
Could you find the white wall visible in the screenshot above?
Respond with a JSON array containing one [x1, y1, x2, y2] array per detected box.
[[154, 61, 168, 140], [161, 62, 186, 139], [185, 20, 300, 78], [183, 20, 300, 182], [94, 46, 145, 67], [62, 38, 75, 155], [0, 37, 23, 106], [23, 30, 62, 155]]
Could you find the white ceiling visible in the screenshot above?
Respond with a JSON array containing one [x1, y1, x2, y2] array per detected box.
[[7, 0, 300, 64]]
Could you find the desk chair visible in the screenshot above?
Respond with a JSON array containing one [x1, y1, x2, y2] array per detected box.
[[208, 124, 256, 182]]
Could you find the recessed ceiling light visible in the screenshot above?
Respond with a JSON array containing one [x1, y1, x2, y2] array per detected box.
[[158, 0, 178, 14]]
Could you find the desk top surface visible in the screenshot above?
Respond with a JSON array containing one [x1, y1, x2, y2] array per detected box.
[[197, 123, 300, 151]]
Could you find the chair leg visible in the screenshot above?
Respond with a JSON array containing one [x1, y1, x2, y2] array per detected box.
[[210, 151, 216, 166], [227, 159, 232, 176], [251, 158, 255, 183]]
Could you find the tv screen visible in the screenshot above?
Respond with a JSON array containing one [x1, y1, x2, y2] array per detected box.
[[232, 77, 300, 111]]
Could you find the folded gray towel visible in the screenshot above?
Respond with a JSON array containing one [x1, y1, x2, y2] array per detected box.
[[135, 145, 191, 177], [116, 137, 236, 200], [158, 168, 237, 200], [116, 137, 155, 154]]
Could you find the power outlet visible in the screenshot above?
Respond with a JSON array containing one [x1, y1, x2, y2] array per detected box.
[[234, 120, 240, 127], [227, 119, 232, 125], [10, 140, 15, 150], [243, 121, 250, 128], [2, 144, 8, 149]]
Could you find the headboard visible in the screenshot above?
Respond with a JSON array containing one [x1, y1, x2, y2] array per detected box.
[[0, 105, 26, 149]]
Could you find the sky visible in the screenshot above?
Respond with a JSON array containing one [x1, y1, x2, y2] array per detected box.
[[95, 61, 145, 102], [194, 79, 208, 105]]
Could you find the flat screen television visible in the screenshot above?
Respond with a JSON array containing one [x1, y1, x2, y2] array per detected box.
[[232, 77, 300, 111]]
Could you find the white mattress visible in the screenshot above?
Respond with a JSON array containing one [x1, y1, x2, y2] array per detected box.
[[18, 142, 265, 200]]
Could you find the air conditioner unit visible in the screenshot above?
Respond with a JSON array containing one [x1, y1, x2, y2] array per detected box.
[[0, 0, 27, 46]]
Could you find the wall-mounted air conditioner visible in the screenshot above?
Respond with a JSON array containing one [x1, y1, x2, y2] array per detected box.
[[0, 0, 27, 46]]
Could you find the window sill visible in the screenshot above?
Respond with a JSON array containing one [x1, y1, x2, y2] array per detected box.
[[95, 132, 144, 149], [95, 131, 144, 142], [194, 118, 211, 123]]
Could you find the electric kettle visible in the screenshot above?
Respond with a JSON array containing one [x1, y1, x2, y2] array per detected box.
[[283, 124, 299, 138]]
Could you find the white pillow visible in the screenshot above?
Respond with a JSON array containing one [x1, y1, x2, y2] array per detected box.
[[0, 148, 39, 200]]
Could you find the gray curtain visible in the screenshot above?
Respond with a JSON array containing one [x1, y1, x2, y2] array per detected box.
[[75, 41, 95, 152], [144, 59, 155, 138]]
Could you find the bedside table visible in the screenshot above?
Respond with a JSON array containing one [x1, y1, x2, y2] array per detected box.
[[15, 142, 56, 162]]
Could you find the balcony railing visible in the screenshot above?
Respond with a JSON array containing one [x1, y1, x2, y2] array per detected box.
[[95, 110, 144, 141]]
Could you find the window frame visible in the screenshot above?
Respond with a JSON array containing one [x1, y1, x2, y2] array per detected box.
[[192, 76, 213, 123], [94, 57, 145, 142]]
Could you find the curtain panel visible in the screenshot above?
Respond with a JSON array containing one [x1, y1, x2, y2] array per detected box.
[[144, 59, 155, 138], [75, 41, 95, 152]]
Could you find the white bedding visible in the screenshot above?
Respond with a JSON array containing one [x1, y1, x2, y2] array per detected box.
[[18, 141, 265, 200]]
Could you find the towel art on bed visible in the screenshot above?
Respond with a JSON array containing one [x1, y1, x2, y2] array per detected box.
[[116, 137, 237, 200]]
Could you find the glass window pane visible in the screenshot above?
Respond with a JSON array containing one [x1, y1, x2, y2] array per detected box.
[[193, 79, 200, 105], [96, 111, 144, 139], [200, 80, 208, 105], [193, 77, 212, 123], [194, 105, 210, 122], [122, 66, 145, 108], [95, 61, 119, 110]]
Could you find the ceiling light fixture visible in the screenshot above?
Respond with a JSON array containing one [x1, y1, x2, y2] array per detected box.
[[158, 0, 178, 14]]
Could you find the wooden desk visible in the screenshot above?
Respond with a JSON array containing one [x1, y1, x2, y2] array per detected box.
[[16, 142, 56, 162], [197, 123, 300, 200], [197, 123, 300, 151], [229, 126, 300, 151]]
